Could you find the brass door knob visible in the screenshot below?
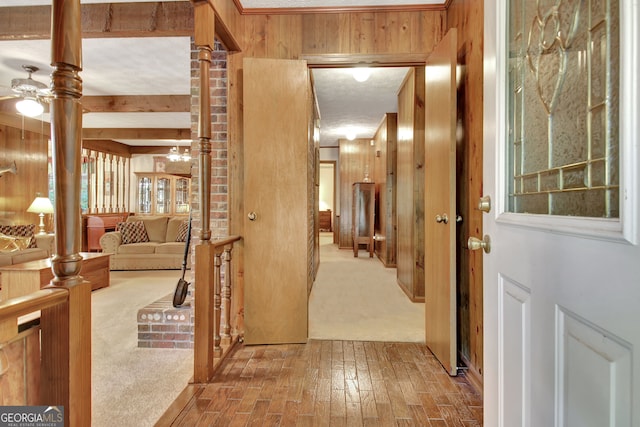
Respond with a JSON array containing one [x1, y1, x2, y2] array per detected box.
[[468, 235, 491, 253], [247, 212, 257, 221], [435, 214, 449, 224], [478, 195, 491, 213]]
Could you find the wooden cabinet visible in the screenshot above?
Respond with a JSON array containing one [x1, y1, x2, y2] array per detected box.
[[319, 209, 332, 232], [135, 173, 190, 216], [352, 182, 375, 257]]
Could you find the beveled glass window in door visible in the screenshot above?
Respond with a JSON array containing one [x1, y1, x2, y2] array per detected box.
[[138, 176, 152, 214], [507, 0, 619, 217], [156, 177, 171, 214], [175, 178, 190, 214]]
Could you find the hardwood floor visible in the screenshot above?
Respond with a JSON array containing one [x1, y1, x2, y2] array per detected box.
[[159, 340, 482, 426]]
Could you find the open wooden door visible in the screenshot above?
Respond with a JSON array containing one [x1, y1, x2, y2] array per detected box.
[[424, 28, 458, 375], [243, 58, 311, 345]]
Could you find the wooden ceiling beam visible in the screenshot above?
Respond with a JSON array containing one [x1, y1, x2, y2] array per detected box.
[[82, 139, 132, 158], [81, 95, 190, 113], [0, 2, 194, 41], [82, 128, 191, 140], [129, 146, 178, 155]]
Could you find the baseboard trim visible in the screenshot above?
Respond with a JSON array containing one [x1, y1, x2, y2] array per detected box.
[[459, 353, 483, 397]]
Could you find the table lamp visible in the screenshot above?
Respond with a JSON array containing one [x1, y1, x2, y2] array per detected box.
[[27, 195, 54, 234]]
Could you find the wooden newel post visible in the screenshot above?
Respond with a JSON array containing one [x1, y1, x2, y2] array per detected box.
[[40, 0, 92, 425], [192, 0, 216, 384], [194, 1, 215, 243]]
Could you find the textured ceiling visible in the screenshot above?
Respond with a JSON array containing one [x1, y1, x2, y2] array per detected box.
[[0, 0, 428, 147]]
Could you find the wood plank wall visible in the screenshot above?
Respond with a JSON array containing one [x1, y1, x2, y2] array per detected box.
[[396, 68, 426, 302], [0, 121, 49, 226], [338, 138, 375, 249], [372, 113, 398, 267], [226, 9, 446, 248], [446, 0, 484, 391]]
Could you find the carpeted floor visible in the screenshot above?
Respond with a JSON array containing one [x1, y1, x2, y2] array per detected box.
[[91, 270, 193, 427], [309, 233, 425, 342], [91, 234, 424, 426]]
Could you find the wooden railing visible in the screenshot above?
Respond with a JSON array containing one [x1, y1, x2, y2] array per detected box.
[[193, 236, 242, 383], [0, 284, 91, 426]]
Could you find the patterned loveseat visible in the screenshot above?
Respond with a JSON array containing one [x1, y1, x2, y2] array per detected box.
[[0, 223, 55, 267], [99, 215, 190, 270]]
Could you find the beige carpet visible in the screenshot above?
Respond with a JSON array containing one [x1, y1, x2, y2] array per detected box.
[[91, 270, 193, 427], [91, 236, 424, 425], [309, 233, 425, 342]]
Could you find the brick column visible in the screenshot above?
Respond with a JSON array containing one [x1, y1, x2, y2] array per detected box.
[[190, 39, 228, 246]]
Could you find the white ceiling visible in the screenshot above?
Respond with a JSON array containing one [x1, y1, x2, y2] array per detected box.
[[0, 0, 434, 147]]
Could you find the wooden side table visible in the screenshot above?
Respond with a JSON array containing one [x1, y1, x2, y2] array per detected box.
[[0, 252, 111, 301]]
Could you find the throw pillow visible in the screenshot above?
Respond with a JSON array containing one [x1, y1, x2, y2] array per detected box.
[[0, 224, 37, 248], [117, 221, 150, 245], [175, 220, 189, 242], [0, 233, 33, 252]]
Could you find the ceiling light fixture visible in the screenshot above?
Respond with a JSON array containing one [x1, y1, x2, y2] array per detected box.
[[352, 67, 371, 82], [16, 97, 44, 117], [345, 130, 357, 141], [167, 146, 191, 162]]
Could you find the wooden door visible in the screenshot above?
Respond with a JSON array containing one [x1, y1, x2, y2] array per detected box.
[[243, 58, 310, 345], [484, 1, 640, 425], [424, 28, 458, 376]]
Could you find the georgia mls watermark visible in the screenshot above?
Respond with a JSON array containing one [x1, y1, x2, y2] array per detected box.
[[0, 406, 63, 427]]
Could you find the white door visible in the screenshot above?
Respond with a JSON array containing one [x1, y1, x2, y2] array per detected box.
[[483, 1, 640, 426]]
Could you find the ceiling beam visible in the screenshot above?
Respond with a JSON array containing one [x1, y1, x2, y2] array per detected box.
[[81, 140, 174, 157], [81, 95, 190, 113], [129, 146, 177, 155], [82, 128, 191, 140], [82, 139, 132, 158], [0, 2, 194, 41]]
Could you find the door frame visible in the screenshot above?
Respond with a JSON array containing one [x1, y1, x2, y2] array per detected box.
[[304, 52, 482, 380]]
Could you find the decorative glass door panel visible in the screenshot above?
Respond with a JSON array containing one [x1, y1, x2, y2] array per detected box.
[[155, 177, 171, 214], [138, 176, 152, 214], [507, 0, 619, 217], [175, 178, 190, 214]]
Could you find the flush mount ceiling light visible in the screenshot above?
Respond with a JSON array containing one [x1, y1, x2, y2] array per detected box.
[[345, 129, 357, 141], [352, 67, 371, 82], [16, 97, 44, 117]]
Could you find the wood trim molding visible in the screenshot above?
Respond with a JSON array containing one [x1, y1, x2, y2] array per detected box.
[[302, 53, 428, 68], [234, 1, 447, 15]]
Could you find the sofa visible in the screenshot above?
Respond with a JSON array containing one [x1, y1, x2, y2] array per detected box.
[[0, 223, 55, 267], [99, 215, 190, 270]]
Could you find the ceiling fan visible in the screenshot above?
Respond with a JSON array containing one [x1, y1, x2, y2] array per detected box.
[[0, 64, 52, 117]]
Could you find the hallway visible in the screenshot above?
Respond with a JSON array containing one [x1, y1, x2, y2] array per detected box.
[[156, 236, 483, 425]]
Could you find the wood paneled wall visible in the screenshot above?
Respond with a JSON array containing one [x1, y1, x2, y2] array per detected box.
[[338, 139, 375, 249], [372, 113, 398, 267], [0, 120, 49, 226], [226, 9, 446, 251], [396, 68, 426, 302], [447, 0, 484, 391]]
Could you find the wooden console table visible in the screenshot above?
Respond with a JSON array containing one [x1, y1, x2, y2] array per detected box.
[[0, 252, 111, 301]]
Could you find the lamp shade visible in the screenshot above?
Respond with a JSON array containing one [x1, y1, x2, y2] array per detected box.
[[16, 97, 44, 117], [27, 196, 54, 214]]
